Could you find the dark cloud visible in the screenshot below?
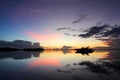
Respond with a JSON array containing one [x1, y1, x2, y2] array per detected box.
[[103, 26, 120, 38], [0, 40, 42, 49], [79, 24, 109, 38], [78, 24, 120, 39], [57, 27, 70, 31]]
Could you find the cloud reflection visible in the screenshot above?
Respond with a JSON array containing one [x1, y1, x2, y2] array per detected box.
[[28, 58, 61, 68]]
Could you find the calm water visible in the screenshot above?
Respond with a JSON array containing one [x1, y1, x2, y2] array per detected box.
[[0, 50, 120, 80]]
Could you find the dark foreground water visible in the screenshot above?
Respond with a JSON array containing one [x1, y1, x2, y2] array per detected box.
[[0, 50, 120, 80]]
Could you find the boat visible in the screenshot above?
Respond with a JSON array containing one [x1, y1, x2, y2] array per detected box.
[[75, 47, 94, 55]]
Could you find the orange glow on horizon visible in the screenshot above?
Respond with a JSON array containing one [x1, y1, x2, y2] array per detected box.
[[42, 39, 107, 49], [25, 31, 108, 49]]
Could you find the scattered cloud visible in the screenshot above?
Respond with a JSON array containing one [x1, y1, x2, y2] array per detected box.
[[64, 33, 70, 36], [64, 33, 77, 37], [96, 21, 102, 26], [57, 27, 70, 31], [29, 7, 47, 14], [57, 27, 79, 32], [70, 29, 77, 31], [73, 11, 87, 23]]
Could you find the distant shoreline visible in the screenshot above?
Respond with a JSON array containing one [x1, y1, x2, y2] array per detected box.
[[0, 47, 44, 52], [0, 47, 120, 52]]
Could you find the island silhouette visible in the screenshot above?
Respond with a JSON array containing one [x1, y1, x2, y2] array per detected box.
[[0, 40, 44, 52]]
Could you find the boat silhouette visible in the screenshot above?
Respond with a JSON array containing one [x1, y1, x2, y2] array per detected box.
[[75, 47, 94, 55]]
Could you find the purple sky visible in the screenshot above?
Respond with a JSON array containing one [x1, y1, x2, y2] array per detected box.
[[0, 0, 120, 48]]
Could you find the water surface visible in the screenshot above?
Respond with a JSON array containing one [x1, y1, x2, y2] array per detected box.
[[0, 50, 120, 80]]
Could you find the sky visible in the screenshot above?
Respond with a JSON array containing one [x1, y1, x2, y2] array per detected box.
[[0, 0, 120, 48]]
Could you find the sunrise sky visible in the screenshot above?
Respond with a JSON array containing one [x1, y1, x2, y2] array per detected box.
[[0, 0, 120, 48]]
